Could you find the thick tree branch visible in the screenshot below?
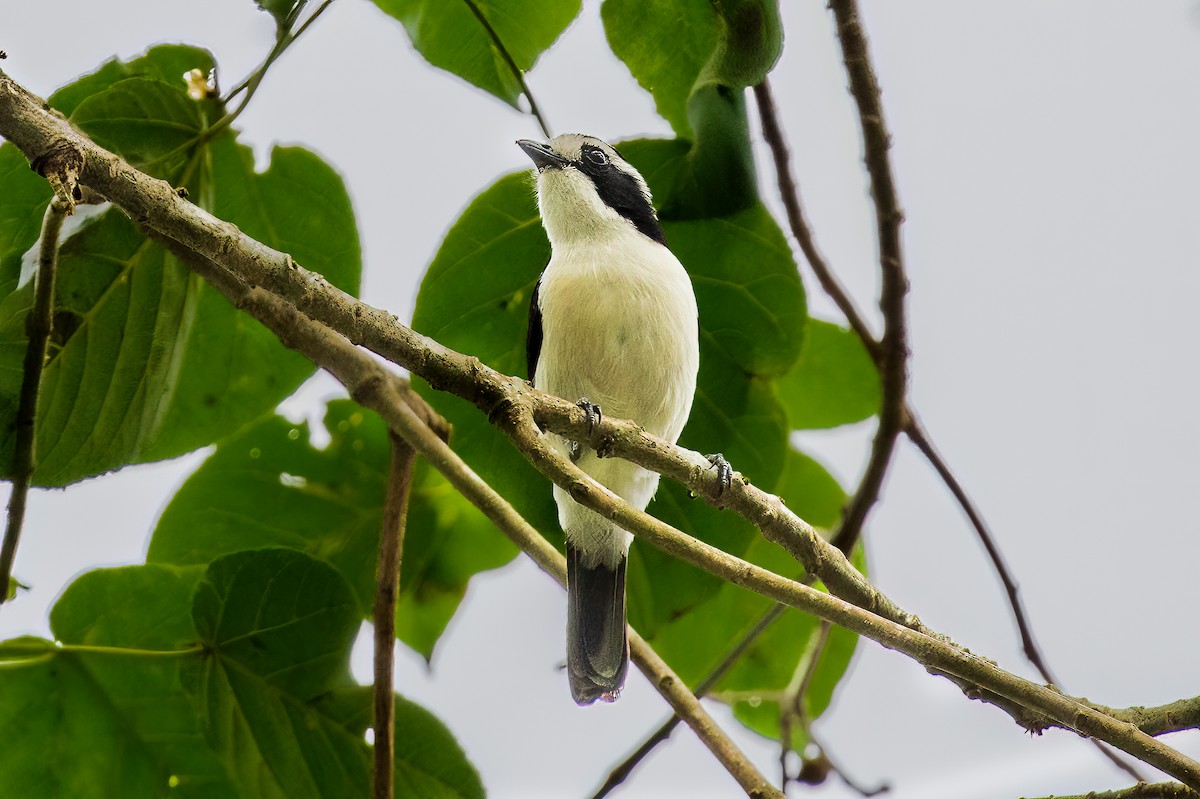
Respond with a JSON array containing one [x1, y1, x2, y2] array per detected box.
[[1024, 783, 1197, 799], [3, 69, 1199, 786], [373, 435, 416, 799], [149, 236, 782, 799], [0, 197, 69, 604]]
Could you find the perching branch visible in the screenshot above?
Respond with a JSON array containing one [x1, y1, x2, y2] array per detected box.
[[373, 434, 416, 799], [4, 68, 1200, 787], [1024, 783, 1197, 799], [148, 235, 783, 799], [0, 197, 69, 605]]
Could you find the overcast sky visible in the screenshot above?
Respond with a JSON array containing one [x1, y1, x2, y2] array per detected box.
[[4, 2, 1200, 797]]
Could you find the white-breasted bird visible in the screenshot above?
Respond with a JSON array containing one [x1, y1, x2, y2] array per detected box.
[[517, 134, 701, 705]]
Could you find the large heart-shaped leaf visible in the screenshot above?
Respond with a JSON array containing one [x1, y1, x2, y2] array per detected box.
[[779, 318, 881, 430], [0, 551, 483, 798]]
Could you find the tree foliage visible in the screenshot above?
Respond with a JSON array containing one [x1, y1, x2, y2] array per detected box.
[[0, 0, 889, 795]]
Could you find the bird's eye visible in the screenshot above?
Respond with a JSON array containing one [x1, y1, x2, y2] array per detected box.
[[584, 148, 609, 167]]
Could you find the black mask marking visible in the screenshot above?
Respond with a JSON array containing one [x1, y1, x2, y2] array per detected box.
[[575, 144, 666, 245]]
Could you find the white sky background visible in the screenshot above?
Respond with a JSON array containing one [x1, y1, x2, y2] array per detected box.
[[4, 1, 1200, 797]]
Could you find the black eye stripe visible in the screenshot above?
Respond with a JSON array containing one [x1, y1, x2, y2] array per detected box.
[[573, 145, 665, 245]]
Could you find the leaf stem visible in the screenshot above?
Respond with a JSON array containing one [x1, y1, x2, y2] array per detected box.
[[460, 0, 552, 138], [0, 198, 68, 605], [0, 640, 205, 658], [373, 434, 415, 799]]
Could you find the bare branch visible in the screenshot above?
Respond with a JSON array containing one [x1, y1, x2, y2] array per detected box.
[[825, 0, 910, 554], [1023, 783, 1197, 799], [0, 197, 69, 605], [373, 435, 416, 799], [147, 236, 782, 799]]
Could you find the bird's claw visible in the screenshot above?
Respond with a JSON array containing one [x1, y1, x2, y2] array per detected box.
[[570, 398, 602, 462], [576, 397, 602, 434], [706, 453, 733, 496]]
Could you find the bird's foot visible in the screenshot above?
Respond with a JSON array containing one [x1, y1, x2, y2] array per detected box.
[[706, 453, 733, 496], [571, 397, 602, 463], [576, 397, 602, 433]]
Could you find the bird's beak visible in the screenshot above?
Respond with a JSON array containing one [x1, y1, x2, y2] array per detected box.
[[517, 139, 570, 171]]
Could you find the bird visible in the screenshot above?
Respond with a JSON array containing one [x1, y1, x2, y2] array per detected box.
[[517, 134, 701, 705]]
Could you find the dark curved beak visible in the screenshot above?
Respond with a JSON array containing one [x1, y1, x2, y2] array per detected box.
[[517, 139, 569, 171]]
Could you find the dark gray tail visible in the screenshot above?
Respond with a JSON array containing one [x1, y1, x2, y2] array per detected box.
[[566, 544, 629, 705]]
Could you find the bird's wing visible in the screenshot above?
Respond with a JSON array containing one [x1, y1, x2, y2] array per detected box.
[[526, 274, 544, 383]]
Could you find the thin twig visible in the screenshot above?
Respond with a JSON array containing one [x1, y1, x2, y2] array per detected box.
[[373, 434, 416, 799], [904, 412, 1146, 783], [591, 603, 788, 799], [461, 0, 552, 138], [753, 18, 1144, 784], [781, 622, 887, 796], [204, 0, 335, 143], [826, 0, 909, 555], [904, 412, 1055, 683], [0, 198, 68, 605]]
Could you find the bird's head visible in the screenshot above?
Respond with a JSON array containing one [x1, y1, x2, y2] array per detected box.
[[517, 134, 664, 247]]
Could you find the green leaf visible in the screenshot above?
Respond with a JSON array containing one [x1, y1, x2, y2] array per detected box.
[[0, 553, 482, 799], [603, 0, 781, 139], [317, 687, 485, 799], [372, 0, 581, 106], [601, 0, 718, 139], [189, 548, 482, 798], [256, 0, 306, 31], [776, 446, 848, 532], [602, 0, 781, 216], [778, 318, 881, 430], [71, 77, 207, 180], [0, 144, 53, 298], [51, 563, 205, 649], [193, 548, 360, 700], [0, 565, 235, 799], [149, 400, 515, 658], [412, 141, 805, 635], [48, 44, 218, 118], [0, 45, 362, 485]]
